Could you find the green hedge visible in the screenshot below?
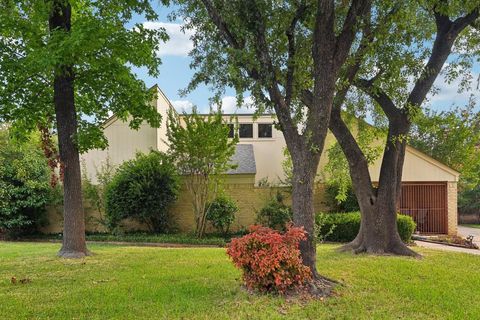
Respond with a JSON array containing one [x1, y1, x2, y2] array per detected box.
[[316, 212, 416, 243]]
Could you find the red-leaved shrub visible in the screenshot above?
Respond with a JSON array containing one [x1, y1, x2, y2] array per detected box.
[[227, 224, 312, 293]]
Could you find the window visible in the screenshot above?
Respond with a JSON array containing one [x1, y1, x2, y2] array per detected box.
[[227, 124, 235, 138], [239, 123, 253, 138], [258, 124, 272, 138]]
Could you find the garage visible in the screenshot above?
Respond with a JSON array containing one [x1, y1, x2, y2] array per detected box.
[[399, 182, 448, 234]]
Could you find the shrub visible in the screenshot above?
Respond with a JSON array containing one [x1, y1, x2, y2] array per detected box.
[[105, 151, 180, 233], [227, 225, 311, 293], [256, 192, 292, 231], [316, 212, 416, 243], [0, 131, 58, 237], [324, 184, 360, 213], [206, 195, 238, 235]]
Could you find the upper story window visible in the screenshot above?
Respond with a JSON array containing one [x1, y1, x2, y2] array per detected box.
[[258, 123, 273, 138], [227, 124, 235, 138], [239, 123, 253, 138]]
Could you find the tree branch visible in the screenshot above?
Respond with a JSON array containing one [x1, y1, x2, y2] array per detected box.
[[285, 1, 307, 107], [407, 5, 479, 107], [355, 77, 400, 121], [334, 0, 372, 71]]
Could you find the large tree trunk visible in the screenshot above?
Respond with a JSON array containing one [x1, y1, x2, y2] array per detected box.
[[49, 1, 88, 258], [341, 124, 418, 256], [330, 108, 418, 257], [289, 147, 326, 279]]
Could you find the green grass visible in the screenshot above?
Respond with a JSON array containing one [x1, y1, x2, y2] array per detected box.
[[1, 242, 479, 319], [461, 224, 480, 229], [22, 232, 230, 246]]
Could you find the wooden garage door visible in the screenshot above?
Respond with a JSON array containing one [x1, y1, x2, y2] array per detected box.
[[399, 183, 448, 234]]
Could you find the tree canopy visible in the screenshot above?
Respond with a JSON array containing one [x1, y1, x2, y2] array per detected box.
[[0, 0, 167, 151]]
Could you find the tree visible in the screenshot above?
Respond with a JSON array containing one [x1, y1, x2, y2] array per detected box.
[[0, 1, 167, 257], [327, 1, 479, 255], [167, 108, 238, 238], [174, 0, 372, 281], [0, 129, 59, 238]]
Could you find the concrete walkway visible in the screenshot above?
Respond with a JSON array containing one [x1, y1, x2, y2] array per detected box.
[[415, 240, 480, 255], [457, 225, 480, 246]]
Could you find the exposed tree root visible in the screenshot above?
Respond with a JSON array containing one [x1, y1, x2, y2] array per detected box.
[[338, 240, 422, 258]]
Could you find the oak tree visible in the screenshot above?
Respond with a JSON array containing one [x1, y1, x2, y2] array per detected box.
[[328, 0, 479, 255], [173, 0, 372, 282], [0, 0, 167, 257]]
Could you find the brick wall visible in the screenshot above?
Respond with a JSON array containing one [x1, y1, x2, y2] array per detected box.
[[40, 176, 328, 234], [447, 181, 458, 235]]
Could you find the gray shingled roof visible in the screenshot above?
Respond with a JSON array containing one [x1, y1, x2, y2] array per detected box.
[[227, 144, 256, 175]]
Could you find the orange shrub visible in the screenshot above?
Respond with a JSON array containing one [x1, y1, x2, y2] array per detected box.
[[226, 225, 311, 293]]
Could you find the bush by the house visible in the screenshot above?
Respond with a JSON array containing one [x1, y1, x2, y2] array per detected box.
[[206, 194, 238, 235], [0, 131, 58, 237], [105, 151, 180, 233], [227, 225, 311, 293], [256, 192, 292, 231], [316, 212, 416, 243]]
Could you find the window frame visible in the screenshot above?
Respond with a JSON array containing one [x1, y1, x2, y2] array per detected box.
[[257, 123, 273, 139], [238, 123, 253, 139]]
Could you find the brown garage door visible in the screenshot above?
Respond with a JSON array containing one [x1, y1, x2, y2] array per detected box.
[[399, 182, 448, 234]]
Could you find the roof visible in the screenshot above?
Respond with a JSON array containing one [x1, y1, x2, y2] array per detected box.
[[227, 144, 256, 175]]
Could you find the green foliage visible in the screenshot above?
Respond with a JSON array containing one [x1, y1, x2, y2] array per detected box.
[[105, 151, 180, 233], [167, 107, 238, 237], [324, 184, 360, 213], [256, 192, 292, 231], [81, 156, 116, 230], [0, 129, 58, 237], [410, 102, 480, 215], [0, 0, 167, 150], [459, 186, 480, 216], [206, 195, 238, 235], [316, 212, 416, 243], [324, 117, 383, 204], [314, 213, 336, 244]]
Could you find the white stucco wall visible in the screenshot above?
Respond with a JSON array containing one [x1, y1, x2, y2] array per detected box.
[[81, 85, 459, 186]]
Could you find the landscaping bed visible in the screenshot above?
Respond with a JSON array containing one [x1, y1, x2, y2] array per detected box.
[[18, 232, 235, 247], [412, 234, 479, 249]]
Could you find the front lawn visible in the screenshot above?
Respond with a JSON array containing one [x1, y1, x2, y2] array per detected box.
[[1, 242, 479, 319]]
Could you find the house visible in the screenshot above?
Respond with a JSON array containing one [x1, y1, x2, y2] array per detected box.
[[42, 85, 460, 235]]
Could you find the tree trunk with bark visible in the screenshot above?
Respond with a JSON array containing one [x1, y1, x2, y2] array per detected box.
[[291, 151, 321, 277], [49, 0, 88, 258], [329, 6, 479, 256], [330, 109, 418, 256]]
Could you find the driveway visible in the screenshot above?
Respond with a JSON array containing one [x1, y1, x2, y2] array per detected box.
[[458, 225, 480, 246]]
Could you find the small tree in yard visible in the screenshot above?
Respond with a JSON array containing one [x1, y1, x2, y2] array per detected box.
[[105, 152, 180, 233], [0, 0, 167, 258], [0, 129, 59, 238], [167, 108, 238, 238]]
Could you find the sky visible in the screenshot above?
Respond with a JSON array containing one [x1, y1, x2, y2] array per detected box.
[[131, 2, 480, 115]]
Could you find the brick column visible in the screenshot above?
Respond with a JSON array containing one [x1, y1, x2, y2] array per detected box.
[[447, 181, 458, 235]]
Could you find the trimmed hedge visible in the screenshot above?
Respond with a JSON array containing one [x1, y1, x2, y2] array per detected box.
[[316, 212, 416, 243]]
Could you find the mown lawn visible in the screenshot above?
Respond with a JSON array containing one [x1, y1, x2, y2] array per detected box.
[[1, 242, 479, 319]]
